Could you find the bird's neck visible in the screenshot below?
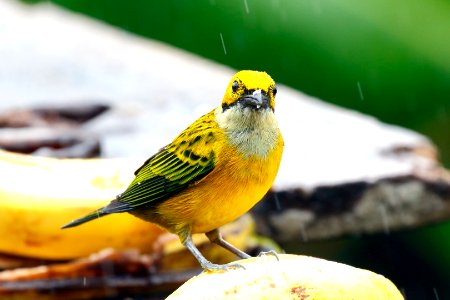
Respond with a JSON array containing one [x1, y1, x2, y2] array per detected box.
[[214, 106, 279, 158]]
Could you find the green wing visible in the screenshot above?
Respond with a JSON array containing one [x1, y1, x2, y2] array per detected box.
[[103, 120, 218, 213]]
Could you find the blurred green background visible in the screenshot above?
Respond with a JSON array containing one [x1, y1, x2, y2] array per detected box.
[[22, 0, 450, 299]]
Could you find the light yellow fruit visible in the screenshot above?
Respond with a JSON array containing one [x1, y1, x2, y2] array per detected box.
[[0, 150, 165, 260], [167, 254, 404, 300]]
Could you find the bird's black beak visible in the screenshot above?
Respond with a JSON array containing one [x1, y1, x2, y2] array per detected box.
[[240, 89, 270, 110]]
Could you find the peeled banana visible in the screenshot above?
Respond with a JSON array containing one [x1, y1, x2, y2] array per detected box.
[[0, 149, 166, 260]]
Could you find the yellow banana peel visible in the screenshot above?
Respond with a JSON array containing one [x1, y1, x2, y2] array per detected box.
[[168, 254, 404, 300], [0, 150, 165, 260]]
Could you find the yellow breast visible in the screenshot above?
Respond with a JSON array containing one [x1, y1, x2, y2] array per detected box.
[[190, 137, 283, 233], [156, 128, 284, 234]]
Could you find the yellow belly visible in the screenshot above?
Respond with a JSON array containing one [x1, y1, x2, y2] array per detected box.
[[155, 136, 283, 235]]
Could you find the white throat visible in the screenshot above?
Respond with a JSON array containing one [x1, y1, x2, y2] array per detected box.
[[215, 106, 279, 158]]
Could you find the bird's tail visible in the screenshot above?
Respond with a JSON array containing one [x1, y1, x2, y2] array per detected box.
[[61, 208, 108, 229]]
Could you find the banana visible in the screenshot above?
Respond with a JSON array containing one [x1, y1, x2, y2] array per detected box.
[[0, 149, 166, 260], [168, 254, 404, 300]]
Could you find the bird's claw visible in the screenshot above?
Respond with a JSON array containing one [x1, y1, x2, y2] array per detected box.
[[257, 250, 280, 261], [224, 262, 247, 270], [202, 262, 246, 272]]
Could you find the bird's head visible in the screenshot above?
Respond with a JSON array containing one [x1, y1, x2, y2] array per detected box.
[[221, 70, 277, 112]]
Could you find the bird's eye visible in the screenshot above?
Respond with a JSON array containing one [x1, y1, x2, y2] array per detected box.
[[273, 85, 278, 96], [232, 81, 239, 93]]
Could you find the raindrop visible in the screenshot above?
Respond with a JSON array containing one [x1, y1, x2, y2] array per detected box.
[[400, 288, 407, 299], [357, 81, 364, 101], [379, 205, 390, 235], [273, 193, 281, 210], [299, 223, 308, 242], [243, 0, 250, 14], [433, 288, 440, 300], [219, 33, 227, 55]]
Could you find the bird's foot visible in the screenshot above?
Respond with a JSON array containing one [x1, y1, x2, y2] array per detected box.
[[202, 261, 246, 272], [257, 249, 280, 261]]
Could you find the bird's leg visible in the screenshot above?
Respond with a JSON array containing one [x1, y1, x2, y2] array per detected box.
[[180, 230, 246, 271], [205, 228, 251, 259]]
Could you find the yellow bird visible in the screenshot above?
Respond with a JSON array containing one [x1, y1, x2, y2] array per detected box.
[[62, 70, 284, 271]]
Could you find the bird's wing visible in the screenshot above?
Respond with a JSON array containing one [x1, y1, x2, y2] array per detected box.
[[103, 112, 218, 213]]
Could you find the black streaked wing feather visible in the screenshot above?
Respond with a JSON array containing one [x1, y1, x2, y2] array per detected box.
[[133, 147, 167, 175], [103, 139, 216, 213]]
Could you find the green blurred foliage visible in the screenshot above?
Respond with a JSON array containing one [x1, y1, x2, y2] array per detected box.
[[31, 0, 450, 166]]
